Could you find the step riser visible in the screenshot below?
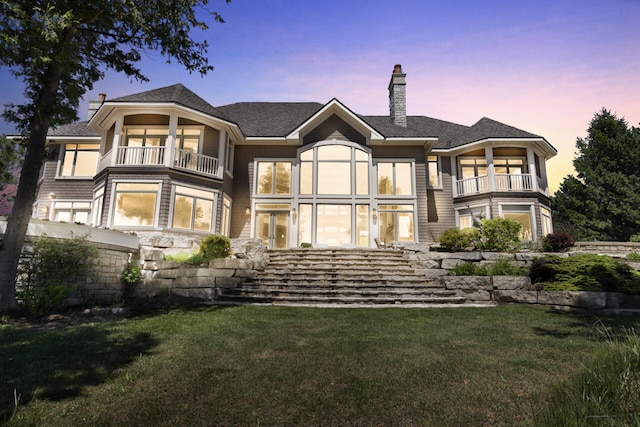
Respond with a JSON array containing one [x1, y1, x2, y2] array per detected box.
[[219, 249, 469, 305]]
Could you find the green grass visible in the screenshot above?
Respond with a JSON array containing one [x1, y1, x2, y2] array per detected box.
[[1, 305, 639, 426]]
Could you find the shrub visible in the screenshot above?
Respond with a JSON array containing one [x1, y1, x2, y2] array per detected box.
[[529, 254, 640, 293], [480, 218, 521, 252], [627, 252, 640, 261], [449, 258, 528, 276], [630, 234, 640, 243], [199, 235, 231, 261], [17, 234, 99, 313], [439, 227, 480, 252], [541, 232, 575, 252], [120, 261, 142, 299], [165, 235, 231, 265]]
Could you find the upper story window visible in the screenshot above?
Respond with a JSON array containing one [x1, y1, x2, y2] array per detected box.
[[59, 143, 99, 177], [494, 158, 525, 174], [300, 144, 370, 196], [176, 128, 201, 152], [427, 155, 441, 188], [377, 162, 413, 196], [125, 128, 169, 147], [256, 161, 291, 195], [459, 157, 487, 179]]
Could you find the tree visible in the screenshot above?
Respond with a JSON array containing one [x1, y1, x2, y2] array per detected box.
[[0, 0, 230, 312], [0, 135, 23, 214], [552, 109, 640, 241]]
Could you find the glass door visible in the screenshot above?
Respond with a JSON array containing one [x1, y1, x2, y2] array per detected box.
[[256, 212, 289, 249]]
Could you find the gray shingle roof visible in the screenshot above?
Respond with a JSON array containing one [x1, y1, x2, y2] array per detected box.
[[215, 102, 324, 137], [47, 121, 99, 137], [110, 83, 230, 120], [46, 84, 547, 149]]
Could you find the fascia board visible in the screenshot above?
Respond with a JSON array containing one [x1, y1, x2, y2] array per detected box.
[[88, 102, 242, 139], [287, 99, 384, 141]]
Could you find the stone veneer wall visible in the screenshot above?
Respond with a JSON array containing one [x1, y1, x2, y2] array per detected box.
[[404, 247, 640, 310]]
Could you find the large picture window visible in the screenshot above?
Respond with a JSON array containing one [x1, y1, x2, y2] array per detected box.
[[377, 162, 413, 196], [299, 144, 370, 196], [113, 182, 159, 227], [59, 143, 99, 177], [172, 185, 215, 232], [501, 205, 534, 241], [256, 161, 291, 195]]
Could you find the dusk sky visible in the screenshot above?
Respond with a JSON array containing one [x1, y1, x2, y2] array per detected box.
[[1, 0, 639, 193]]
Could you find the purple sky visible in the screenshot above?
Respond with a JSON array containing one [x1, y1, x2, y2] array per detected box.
[[2, 0, 639, 192]]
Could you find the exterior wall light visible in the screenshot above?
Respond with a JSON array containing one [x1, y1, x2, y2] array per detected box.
[[245, 206, 251, 215], [372, 208, 378, 225], [291, 207, 297, 224]]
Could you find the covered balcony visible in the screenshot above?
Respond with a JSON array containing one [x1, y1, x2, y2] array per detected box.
[[452, 147, 550, 198], [115, 146, 220, 178]]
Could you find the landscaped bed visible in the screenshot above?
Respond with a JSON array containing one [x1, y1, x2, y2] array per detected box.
[[2, 304, 639, 426]]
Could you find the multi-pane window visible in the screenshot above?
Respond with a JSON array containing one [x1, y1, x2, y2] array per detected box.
[[427, 155, 440, 187], [378, 205, 414, 244], [91, 186, 105, 227], [256, 161, 291, 195], [502, 205, 534, 241], [299, 144, 369, 196], [172, 185, 215, 232], [53, 201, 91, 224], [458, 206, 488, 229], [221, 196, 232, 236], [113, 182, 159, 227], [541, 206, 552, 236], [59, 143, 100, 177], [377, 162, 413, 196], [459, 158, 488, 194]]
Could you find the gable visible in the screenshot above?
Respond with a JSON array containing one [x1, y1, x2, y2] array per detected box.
[[302, 114, 366, 145]]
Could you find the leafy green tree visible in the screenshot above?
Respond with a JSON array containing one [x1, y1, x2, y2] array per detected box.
[[0, 135, 23, 214], [0, 0, 230, 312], [552, 109, 640, 241]]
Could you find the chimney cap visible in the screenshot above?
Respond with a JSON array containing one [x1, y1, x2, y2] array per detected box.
[[98, 93, 106, 102], [393, 64, 403, 74]]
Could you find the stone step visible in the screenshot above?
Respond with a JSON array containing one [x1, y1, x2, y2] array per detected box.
[[217, 293, 467, 305], [218, 248, 470, 306]]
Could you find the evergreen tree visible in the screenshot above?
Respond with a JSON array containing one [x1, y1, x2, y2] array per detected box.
[[552, 109, 640, 241]]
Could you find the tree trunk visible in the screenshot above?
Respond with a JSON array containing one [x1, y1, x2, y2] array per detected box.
[[0, 63, 62, 313]]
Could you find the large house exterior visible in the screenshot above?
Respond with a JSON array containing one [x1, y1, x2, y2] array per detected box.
[[32, 65, 556, 249]]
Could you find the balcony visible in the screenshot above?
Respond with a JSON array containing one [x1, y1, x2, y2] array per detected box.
[[456, 173, 537, 197], [114, 146, 220, 178]]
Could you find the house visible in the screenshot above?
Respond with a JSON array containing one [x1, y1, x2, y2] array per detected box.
[[32, 65, 556, 249]]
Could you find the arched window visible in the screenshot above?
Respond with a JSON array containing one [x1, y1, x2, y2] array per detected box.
[[299, 143, 370, 196]]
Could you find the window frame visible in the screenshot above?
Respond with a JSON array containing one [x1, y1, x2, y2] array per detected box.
[[254, 159, 293, 196], [498, 203, 536, 241], [455, 204, 490, 229], [108, 180, 163, 229], [57, 142, 100, 178], [375, 160, 416, 197], [427, 155, 442, 189], [51, 200, 92, 224], [169, 184, 218, 233]]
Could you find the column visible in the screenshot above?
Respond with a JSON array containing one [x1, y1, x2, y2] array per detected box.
[[485, 146, 495, 192]]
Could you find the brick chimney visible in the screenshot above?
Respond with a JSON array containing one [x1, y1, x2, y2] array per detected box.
[[87, 92, 106, 121], [388, 64, 406, 127]]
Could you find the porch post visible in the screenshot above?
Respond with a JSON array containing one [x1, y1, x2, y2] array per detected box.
[[450, 156, 458, 197], [526, 147, 538, 192], [109, 114, 124, 166], [166, 115, 178, 168], [485, 147, 496, 192], [217, 130, 227, 179]]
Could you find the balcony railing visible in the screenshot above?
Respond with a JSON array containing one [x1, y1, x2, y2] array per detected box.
[[174, 148, 219, 177], [456, 173, 536, 197], [116, 146, 166, 166], [114, 146, 220, 178], [494, 173, 533, 191]]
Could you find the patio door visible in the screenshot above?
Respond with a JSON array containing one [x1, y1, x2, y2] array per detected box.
[[256, 211, 289, 249]]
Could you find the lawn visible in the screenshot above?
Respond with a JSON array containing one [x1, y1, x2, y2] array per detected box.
[[1, 304, 638, 426]]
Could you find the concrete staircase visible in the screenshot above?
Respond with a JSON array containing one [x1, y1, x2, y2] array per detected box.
[[217, 249, 467, 306]]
